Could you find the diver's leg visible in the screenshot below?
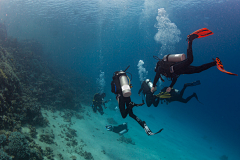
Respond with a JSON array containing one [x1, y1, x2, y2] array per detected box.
[[128, 109, 145, 128], [180, 61, 216, 74], [98, 105, 104, 115], [179, 94, 195, 103], [179, 84, 188, 97], [92, 105, 97, 113], [152, 95, 160, 107], [129, 109, 164, 135], [146, 94, 152, 107], [169, 96, 180, 103], [119, 96, 131, 118], [171, 41, 194, 72]]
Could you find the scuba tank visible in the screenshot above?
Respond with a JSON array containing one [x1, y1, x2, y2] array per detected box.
[[145, 79, 153, 89], [163, 54, 186, 62], [119, 129, 127, 135], [119, 71, 131, 97], [111, 65, 132, 97], [144, 79, 157, 92]]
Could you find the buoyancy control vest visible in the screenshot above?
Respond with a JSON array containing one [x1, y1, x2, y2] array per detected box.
[[111, 66, 132, 97], [154, 54, 185, 79], [154, 59, 176, 78]]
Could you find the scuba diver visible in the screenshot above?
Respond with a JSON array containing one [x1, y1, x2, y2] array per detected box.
[[156, 80, 202, 104], [106, 122, 128, 135], [92, 93, 110, 115], [138, 79, 159, 107], [151, 28, 238, 93], [111, 65, 163, 136]]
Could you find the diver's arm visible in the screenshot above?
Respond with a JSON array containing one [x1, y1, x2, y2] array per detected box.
[[153, 69, 161, 87], [166, 78, 177, 92], [152, 69, 161, 92], [169, 78, 177, 88], [138, 86, 143, 95]]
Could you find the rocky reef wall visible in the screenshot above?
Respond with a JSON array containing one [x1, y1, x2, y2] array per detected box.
[[0, 22, 95, 159]]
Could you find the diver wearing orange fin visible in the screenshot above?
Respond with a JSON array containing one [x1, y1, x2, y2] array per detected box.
[[151, 28, 237, 93]]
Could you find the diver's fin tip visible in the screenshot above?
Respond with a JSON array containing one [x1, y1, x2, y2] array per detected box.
[[188, 28, 214, 40], [216, 57, 238, 76]]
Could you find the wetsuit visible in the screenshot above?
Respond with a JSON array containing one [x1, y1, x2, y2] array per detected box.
[[138, 81, 159, 107], [160, 85, 197, 104], [112, 123, 128, 134], [111, 70, 163, 136], [153, 40, 216, 89], [92, 93, 105, 115], [118, 94, 145, 128]]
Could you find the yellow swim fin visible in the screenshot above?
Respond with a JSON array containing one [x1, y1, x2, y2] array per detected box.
[[156, 92, 171, 99]]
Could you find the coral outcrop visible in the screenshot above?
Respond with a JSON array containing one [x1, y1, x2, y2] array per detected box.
[[0, 23, 7, 42], [0, 131, 43, 160], [117, 135, 135, 145]]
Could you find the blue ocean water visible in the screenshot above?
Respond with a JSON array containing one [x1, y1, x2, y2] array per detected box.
[[1, 0, 239, 159]]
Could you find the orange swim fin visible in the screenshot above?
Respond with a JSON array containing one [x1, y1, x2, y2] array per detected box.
[[187, 28, 214, 41], [216, 57, 238, 76], [191, 28, 213, 38]]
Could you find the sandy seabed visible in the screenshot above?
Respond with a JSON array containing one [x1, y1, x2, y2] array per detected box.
[[21, 104, 239, 160]]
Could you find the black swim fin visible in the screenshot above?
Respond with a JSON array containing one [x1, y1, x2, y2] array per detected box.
[[185, 80, 201, 87], [193, 93, 204, 105], [143, 121, 163, 136], [192, 80, 201, 86], [187, 28, 213, 41]]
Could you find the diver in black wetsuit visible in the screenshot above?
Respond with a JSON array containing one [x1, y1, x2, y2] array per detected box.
[[116, 91, 145, 129], [92, 93, 109, 115], [106, 122, 128, 135], [157, 80, 201, 104], [138, 79, 159, 107], [151, 28, 217, 93], [111, 66, 163, 136]]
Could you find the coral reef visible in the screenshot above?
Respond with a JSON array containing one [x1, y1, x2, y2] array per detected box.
[[0, 134, 7, 144], [75, 145, 94, 160], [39, 129, 55, 144], [117, 135, 135, 145], [0, 43, 44, 131], [57, 153, 64, 160], [7, 132, 30, 158], [107, 118, 118, 125], [0, 148, 12, 160], [43, 147, 54, 160], [81, 151, 94, 160], [0, 131, 43, 160], [66, 128, 77, 138], [71, 155, 77, 160], [29, 125, 38, 138], [0, 23, 7, 42], [71, 140, 94, 160], [0, 36, 87, 132], [0, 21, 96, 160], [61, 109, 85, 123]]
